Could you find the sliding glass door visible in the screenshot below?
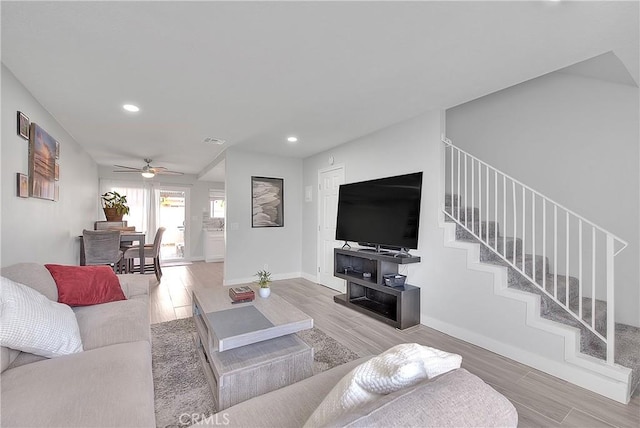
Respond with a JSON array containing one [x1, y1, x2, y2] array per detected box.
[[100, 180, 191, 263], [157, 188, 188, 261]]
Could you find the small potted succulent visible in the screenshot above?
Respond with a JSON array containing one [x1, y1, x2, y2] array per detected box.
[[255, 269, 272, 298], [101, 191, 130, 221]]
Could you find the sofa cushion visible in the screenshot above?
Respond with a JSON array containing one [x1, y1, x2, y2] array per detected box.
[[73, 299, 150, 350], [222, 357, 371, 428], [0, 341, 156, 428], [45, 264, 126, 306], [0, 263, 58, 301], [117, 273, 152, 299], [5, 350, 47, 370], [305, 343, 462, 428], [0, 346, 20, 373], [0, 276, 83, 358], [325, 368, 518, 428]]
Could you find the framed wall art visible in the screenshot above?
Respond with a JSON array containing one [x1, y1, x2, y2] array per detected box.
[[17, 111, 29, 139], [251, 176, 284, 227], [16, 173, 28, 198], [28, 123, 58, 201]]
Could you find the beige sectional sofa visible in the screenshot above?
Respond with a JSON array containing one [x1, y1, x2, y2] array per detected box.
[[1, 263, 155, 428]]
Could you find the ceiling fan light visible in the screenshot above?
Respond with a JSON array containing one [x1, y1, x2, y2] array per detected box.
[[141, 171, 155, 178]]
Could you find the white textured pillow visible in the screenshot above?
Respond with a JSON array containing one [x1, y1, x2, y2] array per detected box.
[[0, 276, 83, 358], [304, 343, 462, 428]]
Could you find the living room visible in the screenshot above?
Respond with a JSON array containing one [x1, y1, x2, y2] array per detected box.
[[1, 1, 639, 427]]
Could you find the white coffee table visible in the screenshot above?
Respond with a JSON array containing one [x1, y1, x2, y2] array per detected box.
[[192, 286, 314, 410]]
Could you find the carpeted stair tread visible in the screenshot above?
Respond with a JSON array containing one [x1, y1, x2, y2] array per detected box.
[[444, 206, 479, 223], [455, 221, 500, 240], [615, 324, 640, 396], [537, 274, 580, 303], [482, 253, 549, 280]]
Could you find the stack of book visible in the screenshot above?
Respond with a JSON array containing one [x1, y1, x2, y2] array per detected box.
[[229, 286, 255, 303]]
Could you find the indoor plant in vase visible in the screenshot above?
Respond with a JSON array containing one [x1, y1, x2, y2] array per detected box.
[[255, 269, 272, 298], [101, 191, 130, 222]]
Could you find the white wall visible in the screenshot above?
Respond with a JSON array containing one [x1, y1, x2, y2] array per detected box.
[[224, 148, 303, 284], [302, 113, 438, 277], [446, 71, 640, 327], [98, 166, 221, 261], [1, 65, 99, 267]]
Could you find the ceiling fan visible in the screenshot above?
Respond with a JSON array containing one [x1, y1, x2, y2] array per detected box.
[[113, 159, 184, 178]]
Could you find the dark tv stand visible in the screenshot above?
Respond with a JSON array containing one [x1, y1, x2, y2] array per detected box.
[[332, 248, 421, 330]]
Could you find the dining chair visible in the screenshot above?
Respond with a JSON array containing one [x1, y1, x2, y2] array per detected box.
[[94, 221, 136, 253], [123, 227, 166, 281], [82, 229, 124, 273]]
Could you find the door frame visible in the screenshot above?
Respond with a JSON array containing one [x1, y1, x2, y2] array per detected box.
[[316, 164, 345, 289]]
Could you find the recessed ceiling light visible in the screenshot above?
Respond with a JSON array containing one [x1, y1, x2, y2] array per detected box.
[[287, 136, 298, 143], [122, 104, 140, 112]]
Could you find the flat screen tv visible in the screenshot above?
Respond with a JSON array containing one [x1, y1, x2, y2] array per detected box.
[[335, 172, 423, 251]]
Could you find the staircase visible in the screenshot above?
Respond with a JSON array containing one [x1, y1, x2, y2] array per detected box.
[[442, 139, 640, 403]]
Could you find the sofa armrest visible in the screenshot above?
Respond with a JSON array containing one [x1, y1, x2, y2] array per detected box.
[[117, 274, 150, 299], [325, 368, 518, 427]]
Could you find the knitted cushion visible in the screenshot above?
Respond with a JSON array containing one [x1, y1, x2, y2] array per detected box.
[[304, 343, 462, 427], [0, 276, 83, 358]]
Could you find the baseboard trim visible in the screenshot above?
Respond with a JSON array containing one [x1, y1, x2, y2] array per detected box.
[[301, 272, 318, 283]]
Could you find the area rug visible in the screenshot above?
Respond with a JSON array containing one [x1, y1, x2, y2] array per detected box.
[[151, 317, 360, 428]]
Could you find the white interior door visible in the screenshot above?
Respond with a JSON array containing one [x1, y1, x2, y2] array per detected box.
[[317, 165, 345, 292]]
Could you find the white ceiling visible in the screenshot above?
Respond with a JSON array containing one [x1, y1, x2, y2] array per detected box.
[[2, 1, 638, 179]]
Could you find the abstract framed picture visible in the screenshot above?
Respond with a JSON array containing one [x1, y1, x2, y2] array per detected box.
[[17, 111, 29, 139], [17, 173, 28, 198], [251, 176, 284, 227], [28, 123, 57, 201]]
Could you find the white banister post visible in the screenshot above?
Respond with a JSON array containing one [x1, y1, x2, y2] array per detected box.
[[493, 169, 497, 251], [606, 235, 615, 364], [464, 154, 468, 228], [522, 187, 526, 272], [471, 160, 475, 229], [457, 150, 461, 221], [450, 145, 454, 215], [542, 199, 547, 292], [478, 163, 482, 239]]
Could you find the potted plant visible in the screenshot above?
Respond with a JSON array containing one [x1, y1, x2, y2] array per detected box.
[[255, 269, 272, 298], [101, 191, 130, 221]]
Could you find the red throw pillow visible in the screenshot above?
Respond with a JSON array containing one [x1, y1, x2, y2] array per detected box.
[[45, 264, 126, 306]]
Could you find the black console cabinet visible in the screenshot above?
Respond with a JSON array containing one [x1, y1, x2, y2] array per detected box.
[[332, 248, 421, 330]]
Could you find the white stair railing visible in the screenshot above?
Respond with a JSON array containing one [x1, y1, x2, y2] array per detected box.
[[442, 139, 627, 364]]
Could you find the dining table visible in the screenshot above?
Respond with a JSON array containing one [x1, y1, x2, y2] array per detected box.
[[79, 230, 147, 274]]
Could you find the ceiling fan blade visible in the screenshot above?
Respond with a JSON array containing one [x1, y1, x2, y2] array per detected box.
[[113, 170, 143, 173], [113, 161, 183, 176], [156, 170, 184, 176], [113, 164, 142, 171]]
